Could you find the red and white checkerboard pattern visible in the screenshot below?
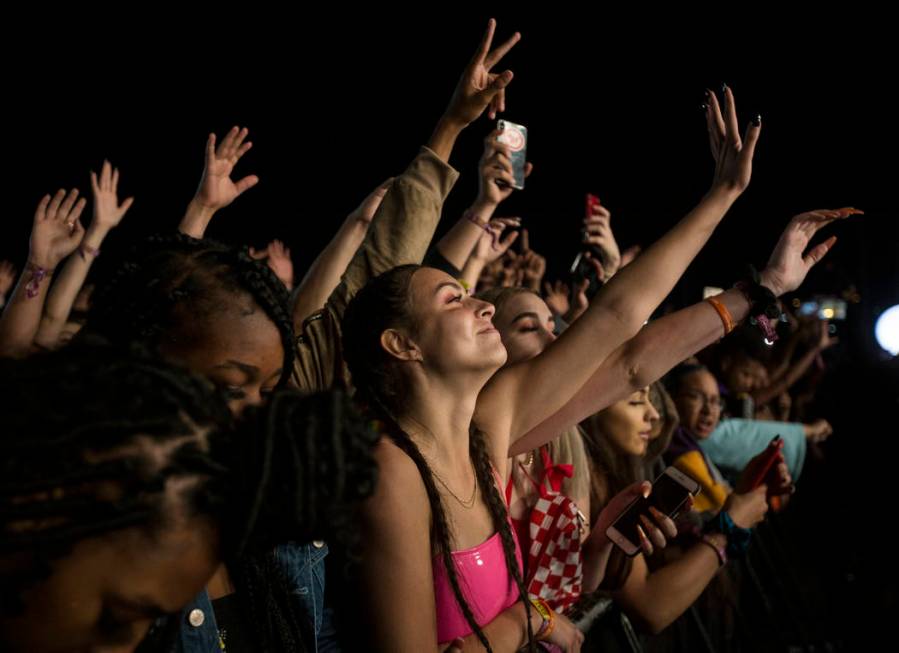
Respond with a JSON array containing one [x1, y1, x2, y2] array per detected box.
[[526, 492, 584, 613]]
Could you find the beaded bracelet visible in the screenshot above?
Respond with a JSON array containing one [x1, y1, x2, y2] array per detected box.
[[24, 263, 53, 299]]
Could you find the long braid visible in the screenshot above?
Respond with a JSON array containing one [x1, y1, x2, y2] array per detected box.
[[231, 553, 313, 653], [222, 389, 379, 653], [0, 342, 233, 613], [341, 264, 535, 650], [469, 427, 536, 652], [224, 389, 379, 557], [367, 395, 493, 651], [229, 247, 295, 386]]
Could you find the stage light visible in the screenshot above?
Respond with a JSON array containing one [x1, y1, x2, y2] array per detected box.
[[875, 305, 899, 356]]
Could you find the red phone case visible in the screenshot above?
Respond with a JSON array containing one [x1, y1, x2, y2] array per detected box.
[[744, 437, 784, 490], [586, 193, 600, 219]]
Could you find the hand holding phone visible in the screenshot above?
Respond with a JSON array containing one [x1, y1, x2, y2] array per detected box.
[[737, 436, 794, 507], [739, 436, 784, 491], [606, 467, 701, 557], [496, 120, 528, 189]]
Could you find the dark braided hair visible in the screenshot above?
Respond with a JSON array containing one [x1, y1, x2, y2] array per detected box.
[[0, 341, 379, 653], [220, 387, 379, 653], [80, 234, 386, 653], [84, 233, 295, 387], [226, 388, 380, 557], [0, 341, 234, 616], [342, 265, 535, 651]]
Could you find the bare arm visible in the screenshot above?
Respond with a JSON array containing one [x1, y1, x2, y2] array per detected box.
[[613, 537, 726, 634], [459, 218, 521, 290], [35, 161, 134, 349], [178, 126, 259, 238], [580, 481, 679, 594], [290, 179, 392, 328], [480, 86, 761, 456], [0, 190, 86, 357], [434, 127, 531, 271], [510, 208, 850, 457], [360, 440, 552, 652], [615, 484, 770, 634]]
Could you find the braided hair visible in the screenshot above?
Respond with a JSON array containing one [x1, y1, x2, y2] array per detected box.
[[341, 265, 535, 652], [0, 341, 233, 614], [0, 342, 379, 653], [85, 233, 295, 387], [221, 388, 380, 653]]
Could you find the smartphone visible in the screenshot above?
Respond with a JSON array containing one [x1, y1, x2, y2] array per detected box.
[[497, 120, 528, 190], [606, 467, 702, 557], [577, 193, 614, 296], [586, 193, 601, 219], [741, 436, 784, 491], [570, 250, 603, 300]]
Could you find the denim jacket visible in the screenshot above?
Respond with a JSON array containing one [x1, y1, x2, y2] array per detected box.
[[174, 541, 328, 652]]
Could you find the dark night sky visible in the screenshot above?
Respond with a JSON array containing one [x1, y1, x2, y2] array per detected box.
[[4, 9, 897, 360]]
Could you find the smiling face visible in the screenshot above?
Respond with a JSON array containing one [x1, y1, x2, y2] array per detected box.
[[593, 387, 660, 457], [396, 267, 508, 376]]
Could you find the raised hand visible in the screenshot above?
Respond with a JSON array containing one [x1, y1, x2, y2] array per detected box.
[[89, 159, 134, 230], [760, 208, 862, 296], [30, 189, 87, 270], [543, 279, 571, 317], [444, 19, 521, 127], [705, 85, 761, 195], [194, 126, 259, 211], [583, 197, 620, 280]]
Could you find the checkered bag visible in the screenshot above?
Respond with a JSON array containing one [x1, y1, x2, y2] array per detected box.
[[524, 450, 585, 614]]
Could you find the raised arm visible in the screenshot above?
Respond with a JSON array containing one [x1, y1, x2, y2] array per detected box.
[[179, 126, 259, 238], [478, 86, 762, 453], [35, 161, 134, 349], [290, 179, 392, 328], [510, 208, 853, 456], [293, 18, 522, 391], [433, 128, 531, 271], [0, 190, 86, 357]]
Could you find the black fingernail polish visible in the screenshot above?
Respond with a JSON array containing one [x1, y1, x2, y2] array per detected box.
[[721, 82, 728, 93], [752, 114, 762, 126], [701, 103, 708, 111]]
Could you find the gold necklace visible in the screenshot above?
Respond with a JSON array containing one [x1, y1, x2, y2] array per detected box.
[[431, 461, 479, 509]]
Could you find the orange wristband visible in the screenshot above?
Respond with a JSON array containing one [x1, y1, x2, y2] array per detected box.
[[706, 295, 735, 335]]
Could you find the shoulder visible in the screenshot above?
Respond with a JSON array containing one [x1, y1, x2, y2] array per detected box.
[[363, 437, 432, 533]]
